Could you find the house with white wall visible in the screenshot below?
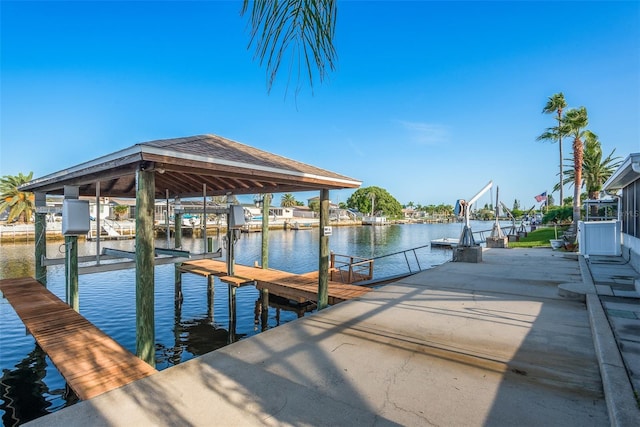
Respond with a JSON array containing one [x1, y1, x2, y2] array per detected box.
[[602, 153, 640, 270]]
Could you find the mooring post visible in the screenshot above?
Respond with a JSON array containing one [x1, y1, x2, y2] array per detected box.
[[174, 212, 183, 249], [228, 285, 237, 343], [34, 192, 47, 286], [136, 167, 156, 366], [63, 186, 80, 312], [174, 263, 183, 302], [95, 181, 101, 265], [65, 235, 79, 311], [318, 188, 330, 310], [260, 288, 269, 331], [202, 184, 207, 251], [207, 275, 215, 323], [172, 287, 183, 366], [261, 194, 271, 268], [226, 209, 235, 276], [165, 189, 170, 247]]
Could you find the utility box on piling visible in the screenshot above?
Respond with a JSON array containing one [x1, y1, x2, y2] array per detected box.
[[62, 199, 90, 235]]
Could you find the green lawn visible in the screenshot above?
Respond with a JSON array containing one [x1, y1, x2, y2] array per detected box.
[[508, 226, 567, 248]]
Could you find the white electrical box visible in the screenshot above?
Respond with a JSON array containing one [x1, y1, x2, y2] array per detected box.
[[229, 205, 246, 228], [62, 199, 90, 235]]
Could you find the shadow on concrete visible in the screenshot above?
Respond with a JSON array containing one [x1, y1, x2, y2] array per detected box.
[[27, 249, 610, 426]]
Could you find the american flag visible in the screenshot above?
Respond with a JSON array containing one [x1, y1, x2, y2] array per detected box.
[[535, 191, 547, 203]]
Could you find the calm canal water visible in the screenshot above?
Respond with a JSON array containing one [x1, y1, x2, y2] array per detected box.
[[0, 221, 492, 426]]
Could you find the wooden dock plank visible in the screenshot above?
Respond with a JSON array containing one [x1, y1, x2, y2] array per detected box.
[[0, 277, 157, 400], [179, 259, 371, 304]]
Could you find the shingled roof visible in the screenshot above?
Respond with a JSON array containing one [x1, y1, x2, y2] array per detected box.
[[20, 134, 361, 198]]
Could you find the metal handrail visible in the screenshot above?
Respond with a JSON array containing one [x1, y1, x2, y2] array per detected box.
[[369, 244, 430, 275], [330, 253, 374, 284]]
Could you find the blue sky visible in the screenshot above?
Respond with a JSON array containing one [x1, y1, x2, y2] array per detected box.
[[2, 1, 639, 209]]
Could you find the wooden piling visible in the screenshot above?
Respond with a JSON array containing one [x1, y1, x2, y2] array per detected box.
[[318, 189, 330, 310], [260, 288, 269, 331], [135, 168, 155, 366], [62, 186, 80, 311], [174, 264, 183, 302], [175, 213, 183, 248], [34, 211, 47, 286], [65, 235, 79, 311], [207, 275, 215, 322], [261, 194, 271, 269], [228, 285, 236, 343]]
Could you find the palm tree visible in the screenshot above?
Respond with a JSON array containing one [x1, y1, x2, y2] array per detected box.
[[554, 131, 622, 200], [241, 0, 337, 93], [112, 205, 129, 220], [280, 193, 297, 207], [563, 106, 589, 230], [0, 172, 35, 223], [582, 132, 622, 200], [538, 93, 567, 205]]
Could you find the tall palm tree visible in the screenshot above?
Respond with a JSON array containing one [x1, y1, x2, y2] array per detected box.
[[280, 193, 297, 207], [554, 132, 622, 200], [538, 93, 567, 205], [0, 172, 35, 223], [241, 0, 337, 93], [563, 106, 589, 230]]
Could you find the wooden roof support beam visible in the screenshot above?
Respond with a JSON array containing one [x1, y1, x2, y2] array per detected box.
[[155, 175, 191, 196], [216, 176, 250, 190], [102, 178, 119, 193]]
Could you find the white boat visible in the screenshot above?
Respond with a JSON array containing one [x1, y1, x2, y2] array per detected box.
[[430, 237, 459, 248], [362, 215, 388, 226]]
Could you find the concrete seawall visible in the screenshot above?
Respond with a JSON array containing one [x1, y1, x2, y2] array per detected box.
[[27, 248, 640, 426]]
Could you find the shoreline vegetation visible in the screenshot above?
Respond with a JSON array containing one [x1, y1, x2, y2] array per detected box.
[[0, 220, 563, 248], [0, 218, 445, 244], [509, 226, 569, 249]]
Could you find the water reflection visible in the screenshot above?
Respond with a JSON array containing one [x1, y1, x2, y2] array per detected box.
[[0, 345, 77, 427], [0, 222, 487, 424], [157, 282, 313, 368]]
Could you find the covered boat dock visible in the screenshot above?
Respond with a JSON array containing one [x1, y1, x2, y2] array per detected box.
[[17, 134, 361, 369]]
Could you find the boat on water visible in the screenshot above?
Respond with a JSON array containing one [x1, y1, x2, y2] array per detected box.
[[362, 215, 388, 226], [430, 237, 459, 248], [288, 221, 312, 230]]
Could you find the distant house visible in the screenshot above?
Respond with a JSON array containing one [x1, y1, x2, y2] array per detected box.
[[293, 205, 315, 219], [603, 152, 640, 271]]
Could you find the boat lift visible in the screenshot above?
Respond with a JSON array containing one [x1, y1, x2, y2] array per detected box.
[[458, 181, 493, 247], [489, 186, 505, 239]]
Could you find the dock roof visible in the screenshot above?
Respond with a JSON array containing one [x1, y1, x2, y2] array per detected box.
[[20, 134, 361, 197]]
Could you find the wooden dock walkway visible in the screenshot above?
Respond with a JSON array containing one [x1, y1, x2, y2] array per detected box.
[[178, 259, 371, 305], [0, 277, 157, 400]]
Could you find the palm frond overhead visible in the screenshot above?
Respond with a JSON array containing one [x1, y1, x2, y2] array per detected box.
[[242, 0, 337, 93]]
